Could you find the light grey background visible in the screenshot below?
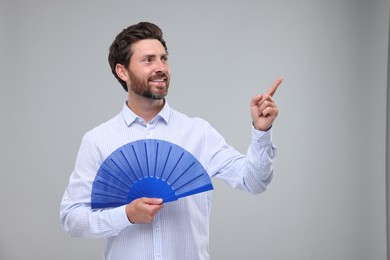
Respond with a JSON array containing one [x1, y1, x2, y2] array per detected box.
[[1, 0, 388, 259]]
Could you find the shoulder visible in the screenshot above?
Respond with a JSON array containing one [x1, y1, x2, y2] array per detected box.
[[83, 112, 123, 142], [168, 108, 212, 128]]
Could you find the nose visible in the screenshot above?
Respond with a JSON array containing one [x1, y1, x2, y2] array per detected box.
[[154, 59, 169, 74]]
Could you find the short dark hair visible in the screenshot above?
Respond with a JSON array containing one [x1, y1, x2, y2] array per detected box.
[[108, 22, 168, 91]]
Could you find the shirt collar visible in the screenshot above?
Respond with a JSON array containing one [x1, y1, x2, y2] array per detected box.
[[121, 99, 171, 126]]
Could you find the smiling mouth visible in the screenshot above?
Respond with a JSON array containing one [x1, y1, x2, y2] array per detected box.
[[149, 75, 168, 88], [150, 78, 166, 83]]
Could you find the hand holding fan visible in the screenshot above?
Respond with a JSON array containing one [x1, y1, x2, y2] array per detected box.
[[91, 139, 213, 209]]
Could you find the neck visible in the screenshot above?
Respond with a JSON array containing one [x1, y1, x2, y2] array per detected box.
[[127, 92, 165, 123]]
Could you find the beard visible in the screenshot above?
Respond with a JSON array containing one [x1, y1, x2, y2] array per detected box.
[[128, 70, 170, 100]]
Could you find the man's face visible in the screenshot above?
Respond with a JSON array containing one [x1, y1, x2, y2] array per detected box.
[[127, 39, 170, 100]]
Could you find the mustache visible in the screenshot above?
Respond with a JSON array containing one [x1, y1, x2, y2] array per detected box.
[[149, 73, 168, 81]]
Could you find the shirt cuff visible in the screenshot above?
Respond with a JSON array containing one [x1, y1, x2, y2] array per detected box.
[[109, 205, 133, 230], [252, 125, 272, 147]]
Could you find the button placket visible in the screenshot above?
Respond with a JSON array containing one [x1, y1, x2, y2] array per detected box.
[[146, 122, 155, 139], [152, 215, 163, 259]]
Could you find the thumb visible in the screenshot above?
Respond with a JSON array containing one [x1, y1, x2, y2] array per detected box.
[[142, 197, 163, 205]]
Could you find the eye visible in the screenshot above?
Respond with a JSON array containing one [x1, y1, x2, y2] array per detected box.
[[161, 56, 168, 62], [142, 55, 155, 63]]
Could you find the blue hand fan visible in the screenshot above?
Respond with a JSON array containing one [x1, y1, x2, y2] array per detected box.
[[91, 139, 213, 209]]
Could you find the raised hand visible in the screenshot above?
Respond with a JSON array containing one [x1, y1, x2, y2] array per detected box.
[[250, 78, 283, 131]]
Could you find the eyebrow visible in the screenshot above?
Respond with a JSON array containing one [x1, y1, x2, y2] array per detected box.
[[142, 53, 168, 59]]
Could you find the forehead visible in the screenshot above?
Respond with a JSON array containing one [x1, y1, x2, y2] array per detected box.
[[131, 39, 167, 57]]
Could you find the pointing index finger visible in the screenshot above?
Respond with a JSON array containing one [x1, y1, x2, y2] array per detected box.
[[267, 77, 283, 97]]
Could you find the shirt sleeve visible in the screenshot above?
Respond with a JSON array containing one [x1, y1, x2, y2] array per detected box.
[[206, 124, 277, 194], [60, 134, 132, 238]]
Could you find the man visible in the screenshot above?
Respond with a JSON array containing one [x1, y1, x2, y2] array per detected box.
[[60, 21, 282, 260]]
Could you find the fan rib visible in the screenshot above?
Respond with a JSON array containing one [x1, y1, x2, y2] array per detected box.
[[165, 152, 184, 183], [110, 158, 133, 184], [120, 150, 141, 182], [159, 146, 172, 180], [100, 167, 129, 189], [96, 178, 128, 194], [174, 172, 204, 192], [131, 145, 145, 178], [153, 143, 159, 178], [143, 142, 151, 178], [170, 161, 195, 186], [94, 191, 126, 200]]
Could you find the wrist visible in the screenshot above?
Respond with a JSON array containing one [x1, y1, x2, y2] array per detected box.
[[252, 121, 272, 132]]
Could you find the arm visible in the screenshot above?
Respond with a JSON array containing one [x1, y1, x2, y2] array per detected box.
[[208, 78, 282, 193], [60, 135, 129, 238], [207, 126, 277, 194], [59, 135, 163, 238]]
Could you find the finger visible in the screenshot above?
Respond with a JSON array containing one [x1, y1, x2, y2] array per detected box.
[[262, 106, 278, 117], [257, 95, 274, 107], [267, 77, 283, 97], [258, 100, 276, 115], [251, 94, 263, 106]]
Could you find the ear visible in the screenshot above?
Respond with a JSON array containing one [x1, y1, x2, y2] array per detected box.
[[115, 64, 129, 82]]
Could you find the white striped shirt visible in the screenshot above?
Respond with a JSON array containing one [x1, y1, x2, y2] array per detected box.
[[60, 101, 277, 260]]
